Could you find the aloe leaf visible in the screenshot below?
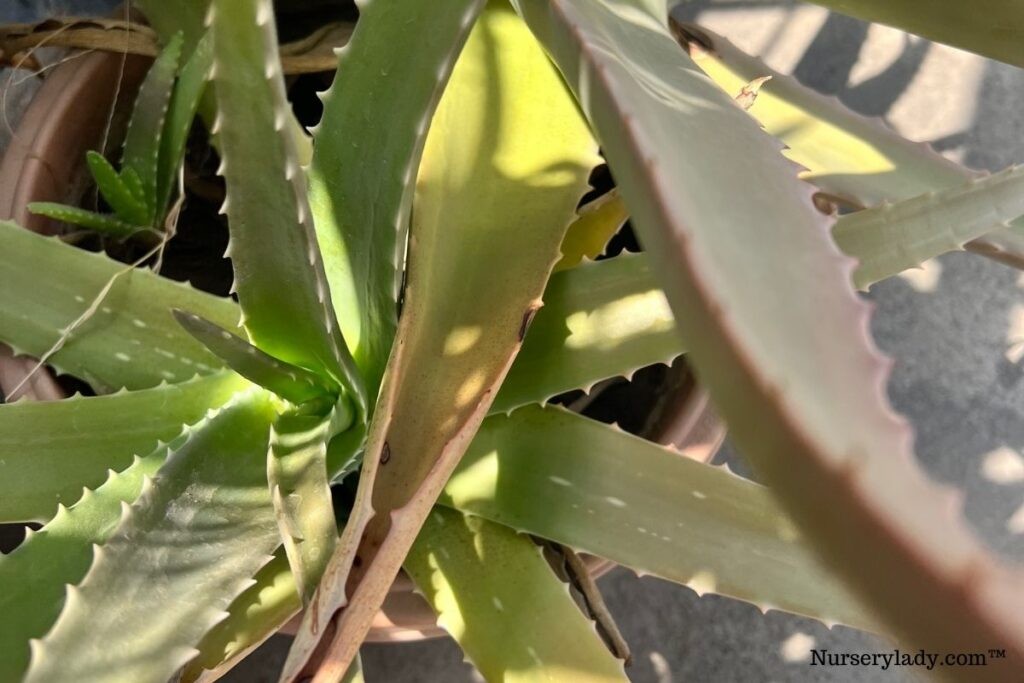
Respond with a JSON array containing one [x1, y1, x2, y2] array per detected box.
[[407, 507, 628, 682], [27, 202, 145, 240], [516, 0, 1024, 664], [173, 310, 336, 404], [208, 0, 364, 410], [0, 439, 174, 682], [268, 403, 339, 605], [834, 166, 1024, 289], [122, 31, 184, 219], [157, 30, 214, 216], [680, 24, 1024, 269], [0, 221, 237, 391], [24, 390, 279, 683], [85, 151, 150, 226], [494, 253, 677, 414], [183, 551, 299, 682], [280, 4, 600, 678], [554, 189, 629, 272], [0, 371, 247, 524], [796, 0, 1024, 68], [120, 166, 147, 208], [443, 405, 871, 630], [309, 0, 484, 400]]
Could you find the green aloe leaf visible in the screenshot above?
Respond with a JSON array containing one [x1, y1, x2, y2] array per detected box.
[[183, 550, 299, 682], [834, 166, 1024, 289], [27, 202, 145, 240], [24, 390, 279, 683], [494, 253, 677, 414], [208, 0, 364, 410], [280, 3, 600, 678], [157, 30, 214, 215], [173, 310, 336, 404], [309, 0, 485, 399], [0, 371, 247, 523], [0, 438, 174, 682], [119, 166, 147, 208], [681, 24, 1024, 269], [122, 31, 184, 220], [516, 0, 1024, 664], [0, 221, 237, 391], [85, 151, 149, 227], [407, 507, 628, 682], [443, 405, 872, 630], [268, 403, 340, 604], [796, 0, 1024, 68]]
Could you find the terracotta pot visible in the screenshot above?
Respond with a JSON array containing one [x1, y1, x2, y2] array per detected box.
[[0, 46, 725, 643]]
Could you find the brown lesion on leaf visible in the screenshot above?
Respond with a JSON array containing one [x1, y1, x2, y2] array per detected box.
[[380, 440, 391, 465], [668, 17, 714, 58], [518, 304, 541, 342]]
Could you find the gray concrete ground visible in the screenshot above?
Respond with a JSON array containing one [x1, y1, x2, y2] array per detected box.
[[3, 1, 1023, 681]]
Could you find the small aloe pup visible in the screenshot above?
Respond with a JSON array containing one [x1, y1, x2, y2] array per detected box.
[[2, 0, 1024, 681]]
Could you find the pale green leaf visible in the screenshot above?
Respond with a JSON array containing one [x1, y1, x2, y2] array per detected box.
[[0, 221, 238, 391], [0, 371, 247, 523], [554, 189, 629, 272], [407, 507, 628, 682], [309, 0, 485, 399], [516, 0, 1024, 660], [834, 166, 1024, 289], [208, 0, 364, 410], [24, 390, 279, 683]]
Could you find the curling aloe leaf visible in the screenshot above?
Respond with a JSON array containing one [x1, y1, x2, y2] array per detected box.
[[406, 507, 628, 682], [208, 0, 364, 409], [679, 23, 1024, 269], [85, 151, 149, 226], [0, 371, 247, 523], [309, 0, 485, 399], [280, 4, 600, 678], [793, 0, 1024, 68], [27, 202, 145, 240], [24, 390, 279, 683], [0, 221, 238, 391], [834, 166, 1024, 289], [268, 403, 341, 604], [514, 0, 1024, 668], [122, 31, 183, 219], [174, 310, 336, 404]]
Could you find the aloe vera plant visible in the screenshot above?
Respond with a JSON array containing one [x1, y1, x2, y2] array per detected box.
[[2, 0, 1024, 680]]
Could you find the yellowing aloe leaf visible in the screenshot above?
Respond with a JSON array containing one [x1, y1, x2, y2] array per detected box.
[[406, 508, 627, 682], [680, 24, 1024, 270], [279, 4, 600, 678], [515, 0, 1024, 670], [554, 189, 629, 272]]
